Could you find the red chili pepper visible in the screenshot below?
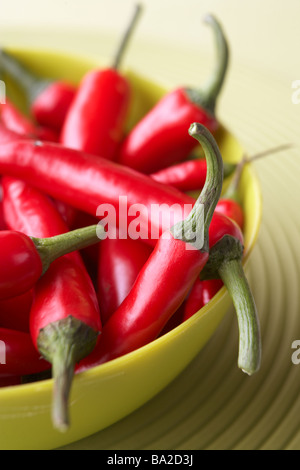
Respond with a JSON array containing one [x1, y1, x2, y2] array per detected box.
[[0, 119, 75, 228], [0, 138, 194, 246], [1, 174, 96, 282], [2, 176, 102, 431], [0, 217, 102, 301], [215, 156, 247, 229], [0, 199, 6, 231], [1, 98, 58, 142], [30, 256, 102, 431], [208, 210, 243, 248], [182, 278, 223, 321], [76, 123, 223, 371], [117, 14, 229, 174], [78, 232, 207, 373], [98, 230, 153, 324], [0, 375, 22, 387], [0, 176, 4, 230], [216, 197, 244, 230], [0, 327, 50, 377], [0, 50, 77, 132], [60, 4, 142, 159], [68, 210, 101, 280], [0, 290, 33, 333], [151, 158, 209, 192], [51, 198, 79, 228], [0, 120, 23, 143], [0, 230, 43, 300], [0, 98, 37, 135], [151, 158, 235, 192]]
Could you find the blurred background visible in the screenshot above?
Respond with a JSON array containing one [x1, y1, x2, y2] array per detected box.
[[1, 0, 300, 450], [0, 0, 298, 76], [0, 0, 299, 149]]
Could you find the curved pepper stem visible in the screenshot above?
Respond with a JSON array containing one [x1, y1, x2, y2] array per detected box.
[[218, 257, 261, 375], [185, 14, 229, 115], [111, 3, 143, 70], [171, 122, 223, 251], [200, 234, 261, 376], [31, 223, 104, 275]]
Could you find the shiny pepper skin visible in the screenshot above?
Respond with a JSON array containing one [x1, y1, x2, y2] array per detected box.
[[0, 231, 42, 300]]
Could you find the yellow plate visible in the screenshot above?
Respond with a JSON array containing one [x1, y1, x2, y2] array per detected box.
[[0, 48, 262, 450]]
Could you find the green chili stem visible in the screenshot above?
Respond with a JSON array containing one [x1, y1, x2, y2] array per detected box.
[[32, 223, 104, 275], [245, 143, 295, 164], [171, 123, 223, 251], [223, 161, 237, 179], [202, 14, 229, 113], [222, 142, 295, 203], [37, 316, 99, 432], [51, 350, 74, 433], [222, 155, 247, 203], [0, 50, 52, 105], [111, 3, 143, 70], [185, 14, 229, 115], [218, 258, 261, 375]]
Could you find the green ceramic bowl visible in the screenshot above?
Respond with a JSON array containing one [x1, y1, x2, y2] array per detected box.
[[0, 48, 262, 450]]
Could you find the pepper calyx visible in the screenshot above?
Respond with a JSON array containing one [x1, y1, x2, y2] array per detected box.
[[37, 315, 100, 432], [200, 234, 244, 280]]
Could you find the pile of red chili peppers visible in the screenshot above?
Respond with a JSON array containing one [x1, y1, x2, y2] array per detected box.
[[0, 7, 263, 432]]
